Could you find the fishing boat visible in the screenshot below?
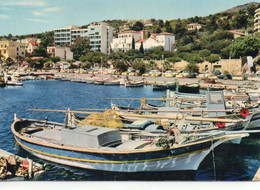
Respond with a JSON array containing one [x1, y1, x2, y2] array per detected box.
[[178, 83, 200, 94], [94, 80, 105, 85], [208, 86, 224, 91], [125, 80, 144, 87], [104, 79, 121, 86], [152, 82, 176, 91], [11, 114, 248, 173], [3, 73, 23, 86], [0, 148, 45, 180]]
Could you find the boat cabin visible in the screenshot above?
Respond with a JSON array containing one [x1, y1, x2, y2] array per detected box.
[[62, 125, 122, 148]]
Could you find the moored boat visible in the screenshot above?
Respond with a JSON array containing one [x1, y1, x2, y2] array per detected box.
[[178, 83, 200, 94], [152, 82, 176, 91], [125, 80, 144, 87], [11, 115, 248, 173]]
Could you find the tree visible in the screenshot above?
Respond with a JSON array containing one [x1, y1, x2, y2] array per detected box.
[[132, 37, 135, 50], [185, 63, 199, 74], [155, 27, 162, 34], [231, 12, 248, 29], [158, 20, 164, 28], [210, 30, 233, 42], [199, 49, 211, 59], [168, 56, 182, 63], [33, 45, 47, 57], [206, 40, 232, 54], [183, 53, 203, 64], [132, 60, 146, 74], [162, 61, 171, 71], [114, 60, 128, 72], [165, 21, 173, 33], [131, 21, 144, 31], [70, 37, 91, 60], [50, 56, 61, 64], [139, 42, 144, 54], [148, 60, 157, 69], [205, 54, 220, 63], [229, 36, 260, 58], [6, 57, 13, 65], [40, 32, 54, 48]]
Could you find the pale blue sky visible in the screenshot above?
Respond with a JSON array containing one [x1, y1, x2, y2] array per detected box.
[[0, 0, 259, 36]]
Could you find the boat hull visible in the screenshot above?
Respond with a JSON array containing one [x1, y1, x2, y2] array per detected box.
[[12, 118, 246, 173], [178, 84, 200, 94], [15, 136, 214, 172]]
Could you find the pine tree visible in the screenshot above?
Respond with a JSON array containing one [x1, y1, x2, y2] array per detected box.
[[139, 42, 144, 54], [132, 37, 135, 50]]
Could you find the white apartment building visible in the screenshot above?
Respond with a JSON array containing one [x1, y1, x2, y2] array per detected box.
[[110, 30, 142, 52], [54, 22, 114, 54], [255, 8, 260, 32], [135, 32, 175, 52], [88, 22, 114, 54]]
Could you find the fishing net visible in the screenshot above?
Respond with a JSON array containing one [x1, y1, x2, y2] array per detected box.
[[77, 110, 124, 129]]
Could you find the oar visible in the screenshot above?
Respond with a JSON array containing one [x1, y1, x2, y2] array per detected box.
[[28, 109, 244, 123], [76, 108, 242, 113]]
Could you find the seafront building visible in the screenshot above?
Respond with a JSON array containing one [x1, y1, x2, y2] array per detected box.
[[135, 32, 175, 52], [47, 46, 73, 60], [110, 30, 142, 52], [111, 30, 175, 52], [0, 40, 26, 59], [54, 22, 114, 54], [254, 8, 260, 32]]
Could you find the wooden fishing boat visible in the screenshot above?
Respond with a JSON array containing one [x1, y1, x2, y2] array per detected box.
[[0, 148, 45, 180], [11, 114, 248, 173], [208, 86, 224, 91], [94, 80, 105, 85], [104, 79, 121, 86], [125, 80, 144, 87], [178, 83, 200, 94], [152, 82, 176, 91]]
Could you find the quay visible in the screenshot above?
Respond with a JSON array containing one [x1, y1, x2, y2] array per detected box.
[[52, 72, 251, 90]]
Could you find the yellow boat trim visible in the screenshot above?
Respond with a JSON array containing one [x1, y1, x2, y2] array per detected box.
[[15, 137, 210, 164]]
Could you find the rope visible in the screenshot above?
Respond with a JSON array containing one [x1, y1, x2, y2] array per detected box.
[[211, 138, 217, 181]]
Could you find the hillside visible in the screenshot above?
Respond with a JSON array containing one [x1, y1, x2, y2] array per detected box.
[[222, 2, 260, 13]]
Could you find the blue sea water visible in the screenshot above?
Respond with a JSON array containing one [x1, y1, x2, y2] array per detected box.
[[0, 80, 259, 181]]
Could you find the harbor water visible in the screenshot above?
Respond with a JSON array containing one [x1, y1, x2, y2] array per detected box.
[[0, 80, 259, 181]]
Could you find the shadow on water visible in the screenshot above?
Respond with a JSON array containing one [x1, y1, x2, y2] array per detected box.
[[196, 137, 260, 181]]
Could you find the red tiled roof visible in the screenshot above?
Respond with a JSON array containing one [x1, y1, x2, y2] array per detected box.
[[136, 39, 147, 43], [29, 40, 38, 46], [150, 33, 158, 36], [228, 30, 245, 36], [158, 32, 175, 36], [119, 30, 140, 34], [187, 23, 201, 26], [150, 37, 157, 40]]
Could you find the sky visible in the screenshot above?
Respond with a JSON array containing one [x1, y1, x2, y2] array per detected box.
[[0, 0, 259, 36]]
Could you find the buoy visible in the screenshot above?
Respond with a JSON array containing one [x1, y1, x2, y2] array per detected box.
[[22, 159, 29, 171], [215, 117, 225, 128], [240, 108, 249, 118]]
